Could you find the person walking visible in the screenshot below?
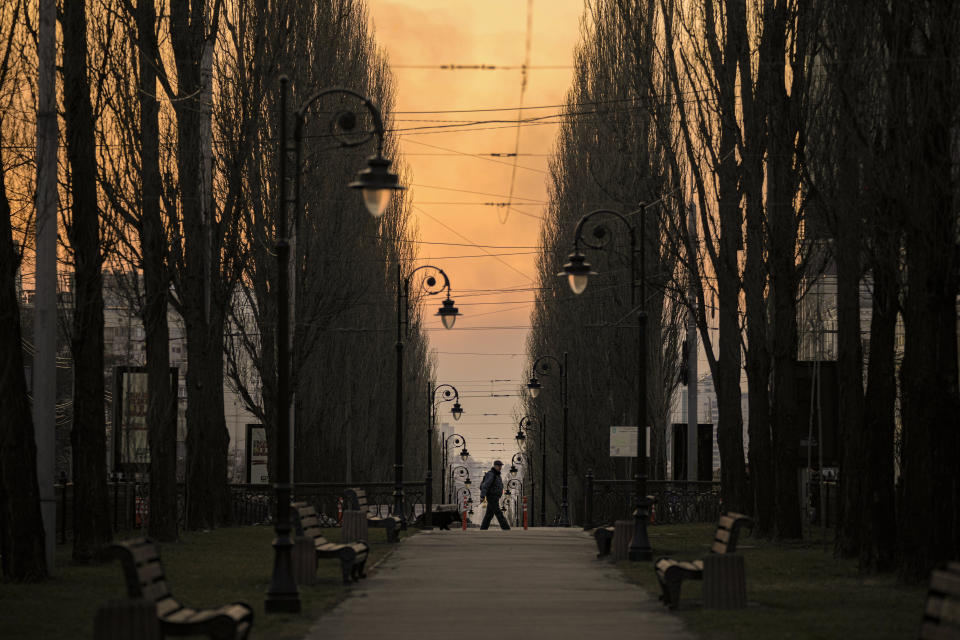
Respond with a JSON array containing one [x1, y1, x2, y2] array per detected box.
[[479, 460, 510, 530]]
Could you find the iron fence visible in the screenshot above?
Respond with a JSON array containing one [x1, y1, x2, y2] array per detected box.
[[583, 477, 723, 526], [54, 480, 428, 543]]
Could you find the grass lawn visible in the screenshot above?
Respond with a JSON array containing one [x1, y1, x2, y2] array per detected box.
[[615, 523, 927, 640], [0, 524, 408, 640]]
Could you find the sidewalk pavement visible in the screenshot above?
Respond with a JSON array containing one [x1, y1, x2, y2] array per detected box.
[[305, 527, 694, 640]]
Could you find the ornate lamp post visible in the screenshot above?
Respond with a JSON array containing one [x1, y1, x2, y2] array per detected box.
[[517, 415, 547, 526], [449, 464, 472, 500], [424, 384, 462, 529], [267, 77, 403, 613], [442, 434, 469, 502], [527, 353, 570, 527], [395, 266, 460, 527], [506, 478, 523, 524], [509, 452, 525, 478], [559, 206, 652, 561]]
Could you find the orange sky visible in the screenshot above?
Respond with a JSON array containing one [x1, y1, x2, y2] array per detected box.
[[367, 0, 585, 463]]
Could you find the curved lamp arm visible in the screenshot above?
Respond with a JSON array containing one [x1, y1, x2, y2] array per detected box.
[[527, 354, 563, 399], [401, 264, 459, 333], [293, 86, 386, 155], [433, 384, 462, 420]]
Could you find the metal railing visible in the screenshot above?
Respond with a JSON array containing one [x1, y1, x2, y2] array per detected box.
[[582, 476, 723, 527], [54, 480, 429, 543]]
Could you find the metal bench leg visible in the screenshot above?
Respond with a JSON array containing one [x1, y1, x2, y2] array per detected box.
[[352, 558, 367, 580], [339, 554, 353, 585], [384, 520, 397, 543], [665, 570, 683, 610]]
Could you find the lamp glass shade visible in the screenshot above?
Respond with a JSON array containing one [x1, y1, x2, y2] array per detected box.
[[436, 297, 460, 330], [509, 466, 517, 478], [527, 378, 541, 398], [568, 272, 589, 295], [451, 402, 463, 420], [362, 187, 391, 218], [349, 154, 403, 218], [460, 448, 469, 461]]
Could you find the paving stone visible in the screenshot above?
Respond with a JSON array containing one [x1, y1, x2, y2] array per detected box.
[[305, 528, 694, 640]]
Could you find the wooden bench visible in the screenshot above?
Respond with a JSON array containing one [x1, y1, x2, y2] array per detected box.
[[291, 502, 369, 585], [343, 487, 401, 543], [654, 512, 752, 609], [920, 561, 960, 639], [109, 537, 253, 639]]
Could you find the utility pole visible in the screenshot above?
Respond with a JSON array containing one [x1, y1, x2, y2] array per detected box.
[[34, 0, 58, 573], [687, 202, 698, 481]]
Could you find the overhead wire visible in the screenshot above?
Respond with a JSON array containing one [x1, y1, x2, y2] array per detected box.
[[500, 0, 534, 225]]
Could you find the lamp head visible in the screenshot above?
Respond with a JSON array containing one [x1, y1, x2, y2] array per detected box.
[[436, 296, 460, 330], [451, 401, 463, 420], [558, 250, 595, 295], [515, 429, 526, 445], [509, 465, 518, 478], [527, 376, 542, 399], [464, 477, 472, 486], [460, 447, 469, 461], [349, 154, 403, 218]]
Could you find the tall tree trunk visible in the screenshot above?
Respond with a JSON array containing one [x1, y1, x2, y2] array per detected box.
[[743, 193, 774, 535], [861, 239, 898, 571], [834, 177, 865, 557], [184, 313, 230, 528], [759, 0, 807, 540], [170, 0, 230, 530], [710, 0, 749, 514], [0, 162, 47, 581], [63, 0, 110, 562], [137, 0, 177, 542], [897, 2, 960, 579], [732, 0, 774, 536]]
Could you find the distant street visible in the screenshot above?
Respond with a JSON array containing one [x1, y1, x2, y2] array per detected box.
[[306, 528, 693, 640]]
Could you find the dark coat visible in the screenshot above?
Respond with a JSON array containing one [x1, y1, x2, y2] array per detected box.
[[480, 467, 503, 500]]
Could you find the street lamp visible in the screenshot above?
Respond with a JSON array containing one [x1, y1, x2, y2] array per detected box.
[[442, 433, 469, 502], [518, 415, 547, 526], [267, 77, 403, 613], [560, 206, 652, 561], [395, 265, 460, 528], [424, 384, 463, 529], [510, 452, 524, 478], [450, 464, 471, 498], [507, 478, 523, 524], [527, 353, 570, 527], [456, 486, 473, 516]]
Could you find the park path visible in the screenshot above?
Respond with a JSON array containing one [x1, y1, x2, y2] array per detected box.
[[305, 527, 694, 640]]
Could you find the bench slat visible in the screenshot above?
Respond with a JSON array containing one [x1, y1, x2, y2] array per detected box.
[[931, 571, 960, 598], [128, 542, 161, 566], [142, 581, 172, 603], [156, 597, 182, 618], [136, 561, 166, 587], [920, 621, 960, 640]]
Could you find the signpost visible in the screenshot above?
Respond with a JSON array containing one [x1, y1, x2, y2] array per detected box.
[[609, 426, 649, 457], [246, 424, 269, 484]]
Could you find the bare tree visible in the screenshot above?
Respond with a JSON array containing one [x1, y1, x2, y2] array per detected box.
[[62, 0, 111, 561], [0, 0, 47, 581]]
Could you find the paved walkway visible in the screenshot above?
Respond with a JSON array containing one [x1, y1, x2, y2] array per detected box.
[[305, 527, 693, 640]]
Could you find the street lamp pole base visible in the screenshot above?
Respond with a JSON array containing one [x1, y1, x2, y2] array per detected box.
[[265, 535, 301, 613], [559, 501, 571, 527], [628, 497, 654, 561]]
